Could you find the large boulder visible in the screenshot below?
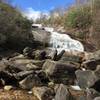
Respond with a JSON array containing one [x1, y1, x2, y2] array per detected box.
[[54, 84, 87, 100], [54, 84, 70, 100], [42, 60, 77, 84], [75, 70, 98, 89], [19, 74, 42, 90], [9, 59, 45, 71], [60, 51, 85, 63]]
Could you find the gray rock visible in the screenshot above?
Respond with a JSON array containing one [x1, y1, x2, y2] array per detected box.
[[33, 86, 54, 100], [8, 59, 45, 71], [19, 74, 41, 90], [60, 51, 84, 63], [14, 70, 35, 80], [95, 65, 100, 78], [42, 60, 77, 84], [82, 59, 100, 70], [86, 89, 100, 100], [75, 70, 98, 89], [54, 84, 70, 100]]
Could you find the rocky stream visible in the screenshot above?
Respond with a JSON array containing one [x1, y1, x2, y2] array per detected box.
[[0, 26, 100, 100]]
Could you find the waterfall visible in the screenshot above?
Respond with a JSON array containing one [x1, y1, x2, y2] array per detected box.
[[44, 27, 84, 53]]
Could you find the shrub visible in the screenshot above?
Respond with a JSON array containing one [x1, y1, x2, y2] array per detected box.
[[0, 2, 33, 48], [65, 6, 92, 29]]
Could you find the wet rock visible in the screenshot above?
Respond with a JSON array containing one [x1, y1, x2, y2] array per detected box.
[[54, 84, 70, 100], [19, 74, 41, 90], [75, 70, 98, 89], [43, 60, 77, 84], [33, 86, 54, 100]]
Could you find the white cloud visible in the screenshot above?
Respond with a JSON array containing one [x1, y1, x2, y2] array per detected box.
[[22, 8, 41, 21], [22, 7, 49, 21]]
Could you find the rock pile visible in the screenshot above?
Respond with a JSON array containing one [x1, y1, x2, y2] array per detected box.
[[0, 47, 100, 100]]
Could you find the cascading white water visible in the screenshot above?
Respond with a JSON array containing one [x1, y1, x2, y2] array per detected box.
[[44, 27, 84, 52]]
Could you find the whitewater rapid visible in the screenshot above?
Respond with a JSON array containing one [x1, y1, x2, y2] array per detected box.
[[44, 27, 84, 53]]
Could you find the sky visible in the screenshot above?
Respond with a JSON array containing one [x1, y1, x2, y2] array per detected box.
[[11, 0, 75, 20]]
